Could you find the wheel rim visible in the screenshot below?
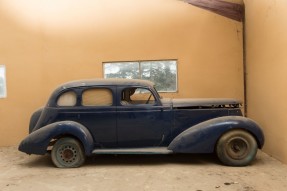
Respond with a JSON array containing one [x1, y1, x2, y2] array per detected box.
[[226, 137, 249, 160], [58, 145, 78, 164]]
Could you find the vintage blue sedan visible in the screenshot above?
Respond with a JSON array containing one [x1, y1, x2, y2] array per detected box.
[[19, 79, 264, 168]]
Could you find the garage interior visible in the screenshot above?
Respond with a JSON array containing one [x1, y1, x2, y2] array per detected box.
[[0, 0, 287, 190]]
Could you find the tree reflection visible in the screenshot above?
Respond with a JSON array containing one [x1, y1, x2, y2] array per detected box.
[[104, 60, 177, 92]]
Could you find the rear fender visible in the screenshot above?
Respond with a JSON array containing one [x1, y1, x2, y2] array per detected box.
[[19, 121, 94, 155], [168, 116, 264, 153], [29, 107, 44, 133]]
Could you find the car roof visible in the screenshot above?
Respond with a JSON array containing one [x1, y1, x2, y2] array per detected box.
[[47, 79, 155, 107], [59, 78, 154, 89]]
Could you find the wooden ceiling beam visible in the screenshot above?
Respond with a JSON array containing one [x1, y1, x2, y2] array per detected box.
[[182, 0, 244, 22]]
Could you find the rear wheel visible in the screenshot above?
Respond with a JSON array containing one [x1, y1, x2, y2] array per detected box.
[[51, 137, 86, 168], [216, 130, 258, 166]]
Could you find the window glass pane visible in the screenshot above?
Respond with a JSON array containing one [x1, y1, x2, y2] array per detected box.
[[104, 62, 140, 79], [82, 88, 113, 106], [0, 65, 7, 98], [121, 87, 155, 105], [57, 91, 77, 106], [103, 60, 177, 92], [141, 60, 177, 92]]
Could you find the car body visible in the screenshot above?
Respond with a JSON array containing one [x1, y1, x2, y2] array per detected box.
[[19, 79, 264, 167]]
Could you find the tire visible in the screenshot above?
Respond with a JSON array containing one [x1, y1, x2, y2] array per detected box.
[[216, 130, 258, 166], [51, 137, 86, 168]]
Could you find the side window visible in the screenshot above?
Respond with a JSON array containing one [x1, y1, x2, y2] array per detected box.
[[121, 87, 155, 105], [57, 91, 77, 106], [82, 88, 113, 106]]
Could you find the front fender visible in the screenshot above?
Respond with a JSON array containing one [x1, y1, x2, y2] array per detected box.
[[168, 116, 264, 153], [19, 121, 94, 156]]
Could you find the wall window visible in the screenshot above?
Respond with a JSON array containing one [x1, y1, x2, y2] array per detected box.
[[103, 60, 177, 92], [0, 65, 7, 98]]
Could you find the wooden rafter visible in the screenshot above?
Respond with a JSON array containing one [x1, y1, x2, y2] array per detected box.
[[182, 0, 244, 22]]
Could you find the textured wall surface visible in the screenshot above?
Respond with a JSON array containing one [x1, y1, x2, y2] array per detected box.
[[0, 0, 243, 146], [245, 0, 287, 163]]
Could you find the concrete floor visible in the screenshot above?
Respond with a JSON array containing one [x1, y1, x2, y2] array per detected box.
[[0, 147, 287, 191]]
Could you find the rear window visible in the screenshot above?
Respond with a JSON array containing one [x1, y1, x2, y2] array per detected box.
[[82, 88, 113, 106], [57, 91, 77, 106]]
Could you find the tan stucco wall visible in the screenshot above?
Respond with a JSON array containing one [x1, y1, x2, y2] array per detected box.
[[245, 0, 287, 163], [0, 0, 243, 146]]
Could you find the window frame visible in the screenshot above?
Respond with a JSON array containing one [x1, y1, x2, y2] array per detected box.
[[103, 60, 178, 93]]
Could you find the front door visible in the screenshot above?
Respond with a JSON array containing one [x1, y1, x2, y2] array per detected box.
[[117, 86, 172, 148]]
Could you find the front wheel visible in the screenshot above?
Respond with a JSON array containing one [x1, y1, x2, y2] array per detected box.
[[51, 137, 86, 168], [216, 130, 258, 166]]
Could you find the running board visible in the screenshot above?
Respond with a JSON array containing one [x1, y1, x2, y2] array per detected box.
[[92, 147, 173, 155]]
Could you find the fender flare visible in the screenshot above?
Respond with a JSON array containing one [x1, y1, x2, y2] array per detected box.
[[19, 121, 94, 156], [168, 116, 264, 153]]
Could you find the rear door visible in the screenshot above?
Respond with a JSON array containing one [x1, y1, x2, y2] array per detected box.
[[55, 87, 117, 148], [78, 87, 117, 148]]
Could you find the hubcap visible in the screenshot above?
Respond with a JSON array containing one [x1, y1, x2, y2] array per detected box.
[[59, 145, 78, 163], [226, 137, 249, 160]]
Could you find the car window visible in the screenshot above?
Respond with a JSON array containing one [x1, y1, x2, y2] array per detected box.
[[57, 91, 77, 106], [82, 88, 113, 106], [121, 87, 155, 105]]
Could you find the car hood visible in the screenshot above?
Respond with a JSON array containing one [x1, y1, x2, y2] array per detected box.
[[171, 98, 242, 107]]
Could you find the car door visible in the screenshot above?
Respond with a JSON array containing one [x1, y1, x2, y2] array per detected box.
[[116, 86, 172, 148], [53, 87, 117, 148], [76, 86, 117, 148]]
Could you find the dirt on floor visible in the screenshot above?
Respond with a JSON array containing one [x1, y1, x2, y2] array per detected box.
[[0, 146, 287, 191]]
